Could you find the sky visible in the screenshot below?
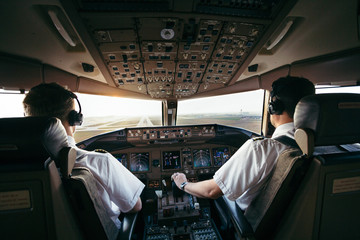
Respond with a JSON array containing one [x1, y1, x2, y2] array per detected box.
[[0, 89, 264, 118], [177, 89, 264, 115], [76, 93, 161, 117]]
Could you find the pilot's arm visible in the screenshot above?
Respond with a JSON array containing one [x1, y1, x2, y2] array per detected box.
[[172, 172, 223, 199], [128, 197, 142, 213]]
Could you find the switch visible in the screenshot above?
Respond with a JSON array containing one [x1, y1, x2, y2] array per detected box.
[[173, 221, 177, 233], [183, 220, 188, 232]]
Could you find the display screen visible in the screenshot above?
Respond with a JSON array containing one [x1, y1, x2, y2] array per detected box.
[[130, 152, 150, 172], [212, 147, 231, 166], [193, 148, 211, 168], [162, 151, 181, 170], [114, 153, 128, 168]]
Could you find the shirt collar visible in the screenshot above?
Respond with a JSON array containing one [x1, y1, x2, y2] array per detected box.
[[67, 135, 77, 147], [271, 122, 295, 139], [67, 135, 88, 159]]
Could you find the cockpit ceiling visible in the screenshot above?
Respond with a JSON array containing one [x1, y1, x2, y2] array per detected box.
[[63, 0, 294, 99]]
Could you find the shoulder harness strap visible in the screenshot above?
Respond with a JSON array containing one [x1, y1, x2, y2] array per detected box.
[[273, 135, 299, 149]]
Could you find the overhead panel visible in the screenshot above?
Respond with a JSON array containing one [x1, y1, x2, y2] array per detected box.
[[174, 19, 222, 98], [201, 22, 262, 90], [194, 0, 280, 18], [177, 19, 222, 62], [203, 62, 238, 84], [94, 28, 147, 93], [71, 0, 291, 99], [143, 60, 176, 98], [175, 61, 205, 97], [139, 18, 181, 98]]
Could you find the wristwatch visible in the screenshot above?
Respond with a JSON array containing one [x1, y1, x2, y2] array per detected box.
[[180, 181, 188, 191]]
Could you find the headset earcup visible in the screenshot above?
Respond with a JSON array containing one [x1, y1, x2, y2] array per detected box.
[[268, 102, 276, 115], [68, 110, 76, 126], [68, 110, 83, 126], [268, 100, 284, 115], [76, 112, 83, 126]]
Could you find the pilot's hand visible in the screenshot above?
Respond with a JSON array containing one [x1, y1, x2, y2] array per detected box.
[[171, 172, 187, 190]]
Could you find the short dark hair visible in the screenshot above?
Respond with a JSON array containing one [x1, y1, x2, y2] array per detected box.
[[23, 83, 75, 122], [271, 76, 315, 118]]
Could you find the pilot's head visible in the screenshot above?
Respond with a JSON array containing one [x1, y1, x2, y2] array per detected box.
[[268, 76, 315, 118], [23, 83, 83, 129]]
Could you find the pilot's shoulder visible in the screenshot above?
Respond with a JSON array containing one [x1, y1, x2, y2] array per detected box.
[[252, 136, 265, 141]]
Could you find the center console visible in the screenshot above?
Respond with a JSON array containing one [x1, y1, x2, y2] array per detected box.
[[143, 188, 222, 240]]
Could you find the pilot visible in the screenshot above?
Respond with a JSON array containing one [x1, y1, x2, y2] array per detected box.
[[172, 76, 315, 212], [23, 82, 145, 229]]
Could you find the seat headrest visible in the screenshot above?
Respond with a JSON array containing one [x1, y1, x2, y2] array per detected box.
[[294, 93, 360, 146], [0, 117, 69, 170]]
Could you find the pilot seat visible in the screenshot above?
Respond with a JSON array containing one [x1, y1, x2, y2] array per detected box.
[[0, 117, 137, 240], [214, 93, 360, 239]]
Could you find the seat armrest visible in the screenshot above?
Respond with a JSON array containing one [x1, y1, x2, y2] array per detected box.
[[216, 196, 254, 238], [117, 212, 138, 240], [214, 197, 232, 231]]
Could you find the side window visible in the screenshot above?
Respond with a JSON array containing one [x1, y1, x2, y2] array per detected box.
[[316, 85, 360, 94], [0, 90, 25, 117]]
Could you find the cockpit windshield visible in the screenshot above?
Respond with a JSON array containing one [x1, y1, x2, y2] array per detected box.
[[177, 89, 264, 134], [0, 90, 162, 143], [2, 86, 360, 143], [74, 94, 162, 142]]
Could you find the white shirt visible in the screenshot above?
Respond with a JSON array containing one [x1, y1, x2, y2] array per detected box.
[[213, 122, 295, 210], [68, 136, 145, 229]]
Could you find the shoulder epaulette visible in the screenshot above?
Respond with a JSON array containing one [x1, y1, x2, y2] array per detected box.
[[94, 149, 108, 153], [252, 136, 265, 141]]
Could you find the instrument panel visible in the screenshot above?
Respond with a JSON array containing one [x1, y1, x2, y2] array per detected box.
[[79, 124, 254, 185], [127, 125, 215, 142], [112, 143, 235, 187]]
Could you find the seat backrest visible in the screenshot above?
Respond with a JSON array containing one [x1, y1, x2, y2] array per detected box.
[[244, 146, 305, 239], [59, 137, 138, 240], [60, 166, 119, 240], [294, 93, 360, 156], [0, 117, 82, 240]]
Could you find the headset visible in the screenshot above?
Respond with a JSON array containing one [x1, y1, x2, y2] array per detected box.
[[68, 92, 83, 126], [268, 89, 285, 115]]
